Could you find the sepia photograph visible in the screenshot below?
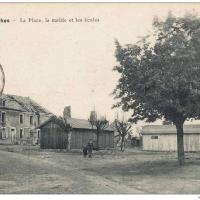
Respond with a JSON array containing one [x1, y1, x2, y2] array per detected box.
[[0, 2, 200, 196]]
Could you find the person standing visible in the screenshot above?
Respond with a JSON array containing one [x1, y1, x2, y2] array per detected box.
[[87, 140, 93, 158], [82, 145, 88, 158]]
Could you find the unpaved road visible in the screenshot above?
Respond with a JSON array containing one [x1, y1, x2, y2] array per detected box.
[[1, 148, 200, 194], [0, 150, 143, 194]]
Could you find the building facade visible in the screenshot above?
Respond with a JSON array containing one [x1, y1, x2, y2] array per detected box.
[[0, 94, 52, 145], [141, 125, 200, 152]]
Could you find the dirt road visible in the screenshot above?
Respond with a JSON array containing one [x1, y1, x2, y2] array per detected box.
[[1, 148, 200, 194], [0, 150, 143, 194]]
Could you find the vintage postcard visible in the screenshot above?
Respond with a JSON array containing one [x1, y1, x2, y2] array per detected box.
[[0, 3, 200, 195]]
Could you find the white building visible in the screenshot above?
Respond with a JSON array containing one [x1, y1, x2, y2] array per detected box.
[[141, 125, 200, 152]]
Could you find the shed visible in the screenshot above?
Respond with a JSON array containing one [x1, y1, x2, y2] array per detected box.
[[38, 116, 68, 149], [38, 116, 114, 150], [141, 125, 200, 152]]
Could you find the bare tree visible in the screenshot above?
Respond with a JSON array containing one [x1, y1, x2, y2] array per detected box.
[[114, 119, 132, 152], [88, 111, 109, 150]]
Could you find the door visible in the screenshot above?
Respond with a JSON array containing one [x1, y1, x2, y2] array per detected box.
[[10, 128, 16, 144]]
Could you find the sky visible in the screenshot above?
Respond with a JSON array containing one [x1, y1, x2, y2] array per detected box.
[[0, 3, 200, 126]]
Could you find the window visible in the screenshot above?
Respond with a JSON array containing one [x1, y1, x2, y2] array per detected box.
[[30, 116, 33, 125], [37, 130, 40, 138], [151, 136, 158, 139], [1, 112, 6, 123], [1, 128, 6, 139], [2, 100, 5, 107], [19, 114, 23, 124], [20, 128, 23, 139]]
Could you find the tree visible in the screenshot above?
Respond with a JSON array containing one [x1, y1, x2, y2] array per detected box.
[[55, 116, 72, 151], [113, 12, 200, 165], [88, 111, 109, 150], [162, 119, 173, 125], [114, 119, 132, 151]]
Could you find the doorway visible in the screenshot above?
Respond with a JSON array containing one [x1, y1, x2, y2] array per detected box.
[[10, 128, 16, 144]]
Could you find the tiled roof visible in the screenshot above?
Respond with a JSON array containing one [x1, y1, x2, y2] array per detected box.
[[141, 124, 200, 135], [38, 116, 114, 132], [1, 94, 52, 114], [68, 118, 114, 131]]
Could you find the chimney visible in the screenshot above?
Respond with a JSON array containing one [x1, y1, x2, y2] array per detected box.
[[63, 106, 71, 119]]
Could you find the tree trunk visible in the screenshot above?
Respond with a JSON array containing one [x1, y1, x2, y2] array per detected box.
[[121, 136, 125, 152], [67, 131, 72, 151], [175, 122, 185, 165], [65, 132, 69, 152], [96, 132, 100, 151]]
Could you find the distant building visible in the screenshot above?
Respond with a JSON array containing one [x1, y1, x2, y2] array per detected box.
[[38, 106, 115, 149], [141, 125, 200, 152], [0, 94, 53, 145], [131, 136, 142, 147]]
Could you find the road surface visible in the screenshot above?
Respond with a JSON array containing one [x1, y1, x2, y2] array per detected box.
[[0, 150, 143, 194]]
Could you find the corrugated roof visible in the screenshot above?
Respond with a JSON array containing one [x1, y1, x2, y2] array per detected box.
[[141, 124, 200, 135], [1, 94, 52, 114]]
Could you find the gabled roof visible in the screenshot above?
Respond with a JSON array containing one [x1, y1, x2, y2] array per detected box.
[[37, 115, 61, 129], [38, 116, 114, 132], [141, 124, 200, 135], [1, 94, 52, 114]]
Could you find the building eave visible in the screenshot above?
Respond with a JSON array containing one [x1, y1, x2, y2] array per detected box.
[[0, 106, 26, 112]]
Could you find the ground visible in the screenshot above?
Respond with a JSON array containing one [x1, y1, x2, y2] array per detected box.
[[0, 145, 200, 194]]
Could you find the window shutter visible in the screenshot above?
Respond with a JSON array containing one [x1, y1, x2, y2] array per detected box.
[[2, 128, 6, 139]]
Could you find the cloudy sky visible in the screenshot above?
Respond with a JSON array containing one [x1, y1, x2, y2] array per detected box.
[[0, 3, 199, 124]]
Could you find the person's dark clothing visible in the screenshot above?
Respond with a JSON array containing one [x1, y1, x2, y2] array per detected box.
[[87, 143, 93, 152], [83, 146, 88, 157], [87, 143, 93, 158]]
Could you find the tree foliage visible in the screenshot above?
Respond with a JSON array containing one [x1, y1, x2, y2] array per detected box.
[[162, 119, 173, 125], [113, 12, 200, 165]]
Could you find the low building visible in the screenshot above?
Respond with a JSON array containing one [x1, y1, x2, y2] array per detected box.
[[0, 94, 53, 145], [131, 136, 142, 147], [38, 107, 115, 149], [141, 125, 200, 152], [38, 116, 68, 149]]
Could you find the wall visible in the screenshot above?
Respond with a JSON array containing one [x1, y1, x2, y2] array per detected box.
[[70, 129, 114, 149], [70, 129, 95, 149], [0, 109, 22, 144], [143, 134, 200, 151], [0, 98, 51, 144], [40, 121, 67, 149]]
